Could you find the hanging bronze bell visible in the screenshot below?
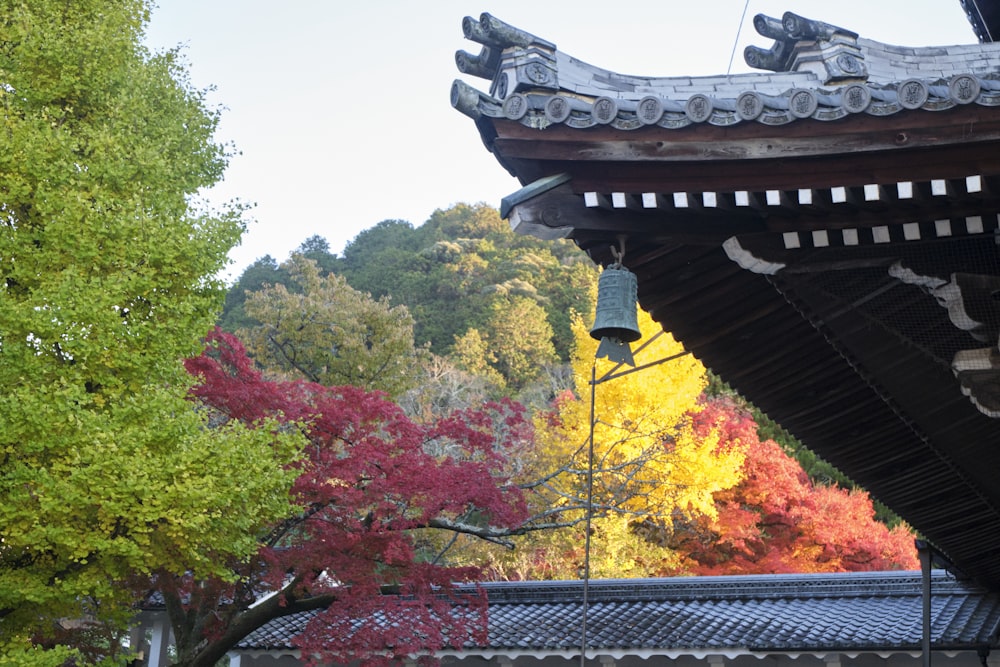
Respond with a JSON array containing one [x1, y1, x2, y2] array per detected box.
[[591, 266, 640, 343], [591, 266, 641, 365]]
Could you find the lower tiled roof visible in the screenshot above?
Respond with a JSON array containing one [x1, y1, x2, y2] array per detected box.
[[237, 571, 1000, 655]]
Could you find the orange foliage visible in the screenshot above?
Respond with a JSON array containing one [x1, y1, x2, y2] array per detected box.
[[674, 398, 919, 574]]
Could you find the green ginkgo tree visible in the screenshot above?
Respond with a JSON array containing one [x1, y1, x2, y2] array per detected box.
[[0, 2, 300, 663]]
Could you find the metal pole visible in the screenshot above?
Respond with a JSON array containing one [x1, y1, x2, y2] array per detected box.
[[919, 541, 932, 667], [579, 363, 597, 667]]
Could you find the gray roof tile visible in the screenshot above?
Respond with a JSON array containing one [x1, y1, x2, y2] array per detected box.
[[452, 12, 1000, 131], [237, 571, 1000, 655]]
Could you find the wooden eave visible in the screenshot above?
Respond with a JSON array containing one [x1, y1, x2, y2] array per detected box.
[[485, 104, 1000, 195]]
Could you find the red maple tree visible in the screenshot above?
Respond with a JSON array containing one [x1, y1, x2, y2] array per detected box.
[[675, 398, 918, 574], [155, 329, 533, 667]]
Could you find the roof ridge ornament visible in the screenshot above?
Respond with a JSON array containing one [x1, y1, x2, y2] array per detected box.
[[456, 13, 555, 79], [456, 13, 559, 101], [745, 11, 867, 85]]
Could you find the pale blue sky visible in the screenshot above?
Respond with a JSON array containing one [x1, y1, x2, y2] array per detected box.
[[144, 2, 977, 280]]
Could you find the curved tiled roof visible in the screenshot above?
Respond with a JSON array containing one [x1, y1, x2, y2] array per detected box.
[[237, 571, 1000, 655], [452, 12, 1000, 131]]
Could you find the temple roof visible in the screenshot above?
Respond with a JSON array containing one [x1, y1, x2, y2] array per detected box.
[[237, 572, 1000, 656], [452, 11, 1000, 139], [452, 11, 1000, 593]]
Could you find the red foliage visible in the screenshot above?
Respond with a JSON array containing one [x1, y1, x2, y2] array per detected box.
[[178, 329, 532, 665], [678, 398, 918, 574]]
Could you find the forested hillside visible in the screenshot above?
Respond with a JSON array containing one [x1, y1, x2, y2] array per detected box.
[[219, 202, 917, 582], [223, 203, 595, 396]]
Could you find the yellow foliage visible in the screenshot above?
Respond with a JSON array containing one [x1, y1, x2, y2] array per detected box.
[[427, 304, 746, 581], [510, 307, 745, 579], [536, 309, 742, 520], [586, 515, 687, 579]]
